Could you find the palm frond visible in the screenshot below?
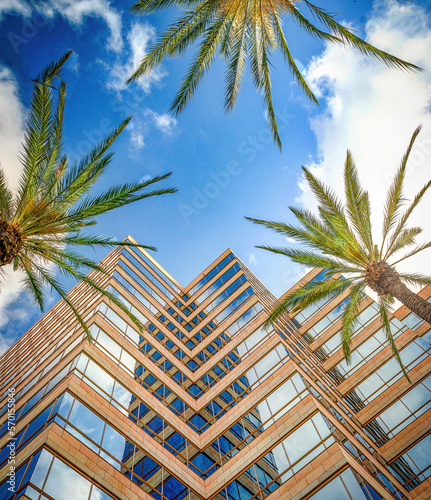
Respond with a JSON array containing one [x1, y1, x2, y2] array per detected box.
[[391, 241, 431, 266], [51, 118, 132, 210], [0, 52, 176, 341], [63, 234, 157, 252], [224, 6, 249, 112], [270, 11, 318, 105], [33, 250, 145, 336], [266, 277, 351, 325], [340, 281, 365, 364], [128, 2, 219, 82], [385, 227, 422, 259], [301, 167, 347, 227], [303, 1, 421, 72], [64, 175, 177, 225], [398, 272, 431, 288], [169, 12, 231, 115], [131, 0, 196, 14], [30, 260, 93, 341], [384, 178, 431, 261], [381, 126, 421, 258], [129, 0, 419, 147], [0, 167, 13, 220], [14, 51, 72, 220], [286, 4, 341, 44], [343, 150, 374, 257], [378, 294, 410, 382], [21, 267, 44, 311], [256, 245, 362, 275]]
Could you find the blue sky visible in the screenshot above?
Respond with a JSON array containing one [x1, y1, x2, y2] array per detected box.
[[0, 0, 431, 351]]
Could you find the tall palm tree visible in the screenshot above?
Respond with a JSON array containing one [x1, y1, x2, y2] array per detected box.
[[0, 51, 177, 340], [128, 0, 419, 149], [246, 126, 431, 377]]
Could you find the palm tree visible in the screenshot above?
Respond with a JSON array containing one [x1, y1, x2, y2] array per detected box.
[[0, 51, 177, 340], [128, 0, 419, 149], [246, 126, 431, 377]]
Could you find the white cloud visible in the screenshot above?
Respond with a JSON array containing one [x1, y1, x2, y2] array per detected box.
[[0, 0, 30, 19], [145, 109, 177, 135], [69, 51, 80, 74], [0, 65, 25, 190], [1, 0, 122, 52], [247, 253, 257, 266], [0, 267, 33, 354], [300, 0, 431, 283], [126, 109, 177, 150], [129, 126, 145, 149], [107, 21, 166, 93]]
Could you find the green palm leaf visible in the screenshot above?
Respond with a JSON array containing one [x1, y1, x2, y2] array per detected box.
[[247, 127, 431, 380], [0, 52, 177, 342], [129, 0, 420, 148]]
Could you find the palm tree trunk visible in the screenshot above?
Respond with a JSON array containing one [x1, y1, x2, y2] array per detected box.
[[380, 270, 431, 325], [0, 221, 23, 266]]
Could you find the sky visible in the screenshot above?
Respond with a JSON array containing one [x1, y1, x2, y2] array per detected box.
[[0, 0, 431, 353]]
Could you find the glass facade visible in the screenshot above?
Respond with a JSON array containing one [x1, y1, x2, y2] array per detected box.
[[0, 246, 429, 500]]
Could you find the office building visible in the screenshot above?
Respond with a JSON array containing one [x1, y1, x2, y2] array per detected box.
[[0, 241, 430, 500]]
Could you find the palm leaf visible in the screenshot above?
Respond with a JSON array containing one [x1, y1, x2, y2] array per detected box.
[[398, 272, 431, 288], [266, 277, 351, 325], [381, 126, 421, 258], [343, 151, 374, 257], [303, 1, 421, 71], [340, 282, 365, 363], [256, 245, 362, 275], [129, 0, 419, 147], [0, 168, 13, 220], [0, 52, 176, 343], [378, 294, 410, 382]]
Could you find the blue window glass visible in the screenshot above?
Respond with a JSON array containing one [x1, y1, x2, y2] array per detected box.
[[189, 414, 209, 433], [220, 391, 233, 403], [187, 360, 198, 371], [175, 349, 185, 360], [122, 441, 136, 462], [151, 351, 162, 362], [218, 435, 235, 455], [133, 455, 161, 482], [0, 452, 36, 500], [163, 361, 173, 372], [173, 371, 186, 384], [171, 398, 187, 414], [164, 432, 186, 454], [144, 374, 156, 386], [141, 343, 153, 353], [187, 384, 202, 398], [189, 453, 218, 477], [163, 475, 188, 500], [146, 416, 164, 436]]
